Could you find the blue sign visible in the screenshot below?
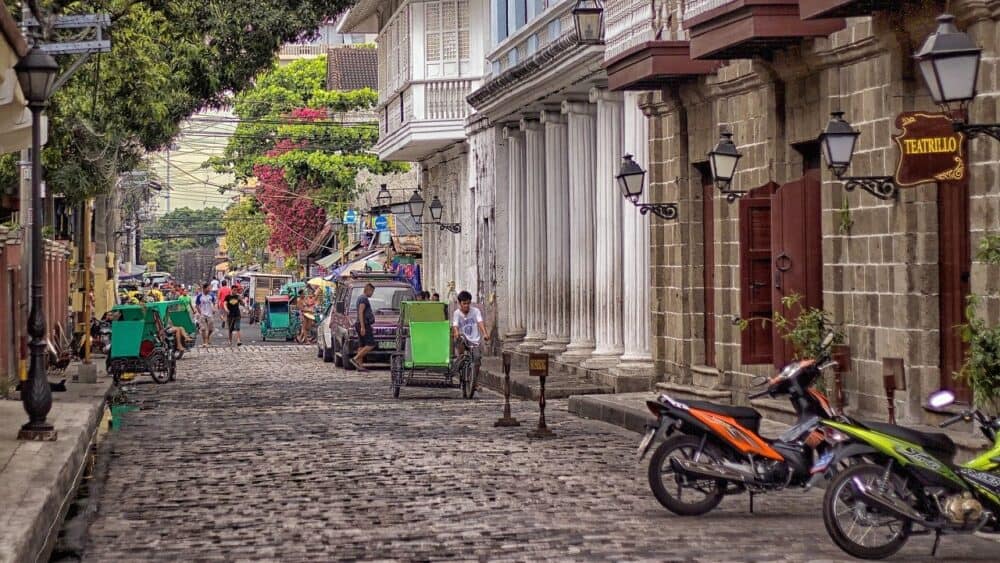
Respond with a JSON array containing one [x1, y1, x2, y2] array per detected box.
[[343, 209, 358, 225], [374, 214, 389, 232]]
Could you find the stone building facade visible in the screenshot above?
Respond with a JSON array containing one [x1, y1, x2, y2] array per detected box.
[[611, 0, 1000, 422]]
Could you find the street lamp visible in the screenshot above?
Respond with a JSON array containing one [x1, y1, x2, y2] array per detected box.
[[15, 45, 60, 441], [376, 183, 391, 210], [914, 14, 1000, 142], [427, 195, 461, 234], [407, 189, 425, 222], [818, 112, 897, 200], [707, 130, 744, 201], [573, 0, 604, 44], [616, 154, 678, 220]]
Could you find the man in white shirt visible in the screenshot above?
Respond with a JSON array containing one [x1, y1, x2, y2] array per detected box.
[[451, 290, 489, 362], [209, 278, 220, 298], [195, 282, 216, 347]]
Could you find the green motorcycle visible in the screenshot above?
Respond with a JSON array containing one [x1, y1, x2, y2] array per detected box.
[[815, 389, 1000, 559]]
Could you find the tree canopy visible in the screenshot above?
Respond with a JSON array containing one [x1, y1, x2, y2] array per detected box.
[[139, 206, 223, 271], [0, 0, 356, 203]]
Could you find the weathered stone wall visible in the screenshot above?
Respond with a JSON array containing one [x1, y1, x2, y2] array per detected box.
[[646, 4, 1000, 420], [421, 145, 471, 300]]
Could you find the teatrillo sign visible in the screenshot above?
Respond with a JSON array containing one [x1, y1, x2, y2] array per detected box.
[[893, 112, 966, 186]]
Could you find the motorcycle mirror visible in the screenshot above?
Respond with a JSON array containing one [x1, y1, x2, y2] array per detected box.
[[926, 389, 956, 411], [751, 375, 769, 387], [821, 332, 835, 349]]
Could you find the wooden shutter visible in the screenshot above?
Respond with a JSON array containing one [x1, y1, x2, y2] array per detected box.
[[739, 182, 778, 365]]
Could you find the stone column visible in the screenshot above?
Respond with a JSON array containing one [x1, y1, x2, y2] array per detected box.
[[503, 125, 526, 344], [559, 100, 597, 364], [518, 116, 547, 351], [584, 87, 625, 369], [539, 110, 571, 353], [614, 92, 655, 381]]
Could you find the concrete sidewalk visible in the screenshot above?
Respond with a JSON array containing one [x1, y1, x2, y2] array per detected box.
[[0, 364, 111, 563]]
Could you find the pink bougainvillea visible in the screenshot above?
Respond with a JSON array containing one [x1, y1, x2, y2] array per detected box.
[[289, 107, 326, 122], [266, 139, 306, 157], [254, 163, 326, 254]]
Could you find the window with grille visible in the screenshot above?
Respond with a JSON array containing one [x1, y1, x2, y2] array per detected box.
[[425, 0, 470, 78], [378, 6, 410, 103]]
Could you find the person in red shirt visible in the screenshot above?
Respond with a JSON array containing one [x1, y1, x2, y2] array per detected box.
[[216, 280, 231, 322]]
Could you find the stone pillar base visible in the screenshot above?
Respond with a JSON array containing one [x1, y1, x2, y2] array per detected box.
[[539, 338, 569, 354], [558, 343, 594, 365], [516, 337, 545, 353], [581, 352, 622, 371], [604, 360, 656, 393]]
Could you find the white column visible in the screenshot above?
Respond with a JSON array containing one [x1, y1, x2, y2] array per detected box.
[[616, 92, 655, 374], [585, 87, 625, 369], [518, 116, 547, 351], [540, 110, 571, 353], [503, 125, 526, 343], [559, 100, 597, 363]]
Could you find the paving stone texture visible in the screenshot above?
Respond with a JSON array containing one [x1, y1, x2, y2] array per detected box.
[[80, 346, 1000, 561]]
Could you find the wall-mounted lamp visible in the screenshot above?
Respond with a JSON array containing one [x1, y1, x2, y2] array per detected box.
[[616, 155, 678, 220]]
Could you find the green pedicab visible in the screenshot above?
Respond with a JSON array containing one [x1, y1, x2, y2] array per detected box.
[[260, 295, 298, 341], [389, 301, 477, 399], [105, 304, 175, 385]]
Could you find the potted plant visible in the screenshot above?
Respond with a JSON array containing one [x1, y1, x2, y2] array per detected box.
[[960, 234, 1000, 407]]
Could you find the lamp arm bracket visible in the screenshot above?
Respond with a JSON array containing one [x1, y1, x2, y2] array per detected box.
[[954, 122, 1000, 142], [842, 176, 897, 201], [439, 223, 462, 234], [634, 202, 679, 221]]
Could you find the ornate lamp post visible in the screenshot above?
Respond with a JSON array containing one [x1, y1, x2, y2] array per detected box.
[[707, 130, 744, 201], [573, 0, 604, 44], [16, 45, 60, 441], [914, 14, 1000, 141], [427, 195, 461, 234], [818, 111, 897, 200], [616, 154, 678, 220]]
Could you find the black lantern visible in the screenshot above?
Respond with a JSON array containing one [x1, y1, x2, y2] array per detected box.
[[376, 183, 391, 209], [707, 131, 741, 193], [914, 14, 981, 113], [818, 111, 860, 178], [615, 155, 678, 220], [408, 189, 425, 221], [429, 195, 444, 222], [573, 0, 604, 44], [616, 154, 646, 202], [817, 111, 897, 200], [14, 46, 59, 107]]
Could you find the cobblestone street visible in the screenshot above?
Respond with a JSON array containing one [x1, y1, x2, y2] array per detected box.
[[77, 346, 999, 561]]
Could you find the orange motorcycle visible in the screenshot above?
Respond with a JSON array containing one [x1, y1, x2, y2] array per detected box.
[[638, 333, 847, 515]]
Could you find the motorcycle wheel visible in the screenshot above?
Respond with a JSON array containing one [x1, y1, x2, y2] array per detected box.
[[647, 434, 725, 516], [822, 462, 912, 560]]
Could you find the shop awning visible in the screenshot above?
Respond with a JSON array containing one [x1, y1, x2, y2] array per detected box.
[[316, 241, 361, 269]]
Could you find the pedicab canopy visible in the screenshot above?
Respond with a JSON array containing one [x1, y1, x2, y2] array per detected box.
[[400, 301, 450, 369]]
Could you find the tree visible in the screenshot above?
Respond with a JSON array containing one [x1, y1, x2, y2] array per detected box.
[[213, 55, 406, 254], [146, 207, 224, 247], [223, 197, 269, 267], [0, 0, 357, 203]]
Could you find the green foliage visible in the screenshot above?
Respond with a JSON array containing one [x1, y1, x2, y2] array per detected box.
[[147, 207, 224, 247], [223, 197, 269, 267], [958, 233, 1000, 404], [13, 0, 355, 202], [737, 293, 844, 360]]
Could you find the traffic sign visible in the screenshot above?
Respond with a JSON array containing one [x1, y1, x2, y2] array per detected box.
[[343, 209, 358, 225], [374, 214, 389, 232]]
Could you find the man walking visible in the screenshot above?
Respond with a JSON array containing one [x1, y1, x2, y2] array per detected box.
[[195, 283, 215, 347], [224, 287, 243, 347], [217, 280, 231, 324], [351, 283, 376, 371]]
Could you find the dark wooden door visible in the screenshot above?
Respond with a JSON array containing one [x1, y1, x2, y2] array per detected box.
[[740, 182, 778, 365], [703, 172, 716, 367], [938, 178, 972, 402], [770, 170, 824, 368]]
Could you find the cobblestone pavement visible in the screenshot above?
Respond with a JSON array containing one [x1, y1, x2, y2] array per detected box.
[[81, 346, 1000, 561]]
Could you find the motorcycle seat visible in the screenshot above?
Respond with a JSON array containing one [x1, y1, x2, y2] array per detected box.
[[685, 400, 762, 433], [863, 420, 957, 462]]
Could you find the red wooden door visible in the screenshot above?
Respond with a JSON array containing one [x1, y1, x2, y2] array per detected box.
[[770, 170, 824, 368], [703, 174, 716, 366], [740, 182, 778, 365], [938, 178, 972, 402]]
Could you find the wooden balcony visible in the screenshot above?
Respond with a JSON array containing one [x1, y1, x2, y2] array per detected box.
[[799, 0, 897, 19], [683, 0, 845, 60], [605, 41, 721, 90]]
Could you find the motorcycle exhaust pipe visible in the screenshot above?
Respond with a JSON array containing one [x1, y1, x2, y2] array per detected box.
[[850, 478, 931, 526], [670, 458, 756, 485]]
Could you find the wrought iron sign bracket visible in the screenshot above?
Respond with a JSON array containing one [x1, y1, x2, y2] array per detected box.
[[632, 202, 679, 220], [438, 222, 462, 234], [842, 176, 897, 201], [953, 121, 1000, 142]]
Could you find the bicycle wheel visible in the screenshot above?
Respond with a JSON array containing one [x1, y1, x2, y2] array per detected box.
[[460, 358, 477, 399]]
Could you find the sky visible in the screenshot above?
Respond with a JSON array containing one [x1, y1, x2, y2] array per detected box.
[[149, 108, 238, 217]]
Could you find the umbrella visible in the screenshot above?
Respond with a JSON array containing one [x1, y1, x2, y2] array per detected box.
[[308, 277, 336, 288]]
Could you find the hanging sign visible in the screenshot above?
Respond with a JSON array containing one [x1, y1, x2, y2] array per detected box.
[[374, 214, 389, 232], [893, 112, 966, 186], [528, 353, 549, 377], [343, 209, 358, 225]]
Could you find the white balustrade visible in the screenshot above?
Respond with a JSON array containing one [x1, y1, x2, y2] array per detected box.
[[682, 0, 734, 21]]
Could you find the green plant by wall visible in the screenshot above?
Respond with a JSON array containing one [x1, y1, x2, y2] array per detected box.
[[960, 233, 1000, 404], [737, 293, 845, 360], [837, 196, 854, 235]]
